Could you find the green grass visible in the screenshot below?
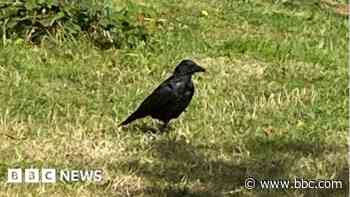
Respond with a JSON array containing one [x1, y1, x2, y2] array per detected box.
[[0, 0, 348, 196]]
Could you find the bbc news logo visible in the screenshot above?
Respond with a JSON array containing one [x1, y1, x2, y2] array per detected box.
[[7, 168, 103, 183]]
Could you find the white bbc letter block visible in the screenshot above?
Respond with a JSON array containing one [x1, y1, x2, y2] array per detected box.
[[7, 169, 22, 183], [41, 169, 56, 183], [24, 169, 40, 183]]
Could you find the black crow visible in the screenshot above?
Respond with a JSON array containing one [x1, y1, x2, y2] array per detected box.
[[119, 59, 205, 130]]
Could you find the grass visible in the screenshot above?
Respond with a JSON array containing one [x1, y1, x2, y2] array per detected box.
[[0, 0, 348, 196]]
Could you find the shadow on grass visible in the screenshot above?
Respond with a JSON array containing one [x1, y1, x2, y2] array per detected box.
[[121, 134, 348, 197], [120, 121, 177, 135], [136, 123, 159, 134]]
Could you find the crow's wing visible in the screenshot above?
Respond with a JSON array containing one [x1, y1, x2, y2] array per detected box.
[[119, 76, 175, 126], [137, 77, 176, 113]]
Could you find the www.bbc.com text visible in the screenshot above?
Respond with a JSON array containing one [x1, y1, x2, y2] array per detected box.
[[244, 177, 343, 190]]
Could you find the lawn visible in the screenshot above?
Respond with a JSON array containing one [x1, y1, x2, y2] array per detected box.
[[0, 0, 348, 196]]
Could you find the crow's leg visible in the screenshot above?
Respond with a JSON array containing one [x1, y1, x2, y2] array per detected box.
[[160, 121, 169, 132]]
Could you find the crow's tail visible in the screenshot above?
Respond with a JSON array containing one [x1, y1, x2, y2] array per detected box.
[[118, 110, 145, 127]]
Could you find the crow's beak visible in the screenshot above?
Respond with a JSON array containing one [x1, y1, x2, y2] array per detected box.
[[196, 65, 206, 73]]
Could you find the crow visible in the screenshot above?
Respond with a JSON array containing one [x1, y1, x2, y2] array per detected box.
[[119, 59, 205, 130]]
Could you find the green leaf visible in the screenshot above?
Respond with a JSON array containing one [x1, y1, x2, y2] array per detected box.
[[39, 11, 65, 27]]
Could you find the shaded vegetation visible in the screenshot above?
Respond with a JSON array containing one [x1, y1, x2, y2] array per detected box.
[[0, 0, 149, 48]]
